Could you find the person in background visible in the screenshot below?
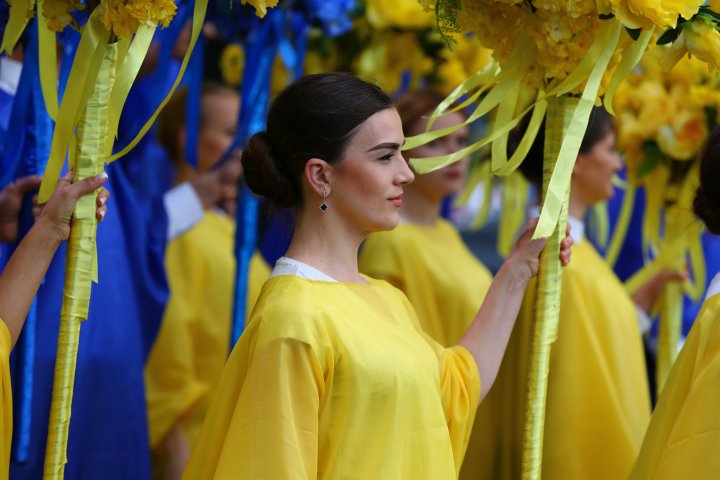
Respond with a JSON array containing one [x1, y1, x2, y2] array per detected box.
[[629, 126, 720, 480], [145, 83, 270, 480], [469, 107, 682, 480], [0, 171, 109, 478]]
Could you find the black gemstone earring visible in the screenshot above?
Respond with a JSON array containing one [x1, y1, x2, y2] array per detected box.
[[319, 189, 328, 212]]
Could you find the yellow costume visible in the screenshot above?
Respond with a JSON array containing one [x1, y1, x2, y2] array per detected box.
[[145, 212, 270, 456], [1, 321, 10, 480], [467, 240, 651, 480], [183, 274, 481, 479], [359, 219, 492, 346], [630, 291, 720, 479]]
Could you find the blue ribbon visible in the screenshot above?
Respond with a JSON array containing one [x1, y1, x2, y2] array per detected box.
[[183, 30, 204, 169], [230, 10, 288, 348]]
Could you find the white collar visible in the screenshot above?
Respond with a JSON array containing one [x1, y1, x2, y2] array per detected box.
[[566, 215, 585, 245], [270, 256, 338, 282], [706, 272, 720, 301], [0, 56, 22, 96]]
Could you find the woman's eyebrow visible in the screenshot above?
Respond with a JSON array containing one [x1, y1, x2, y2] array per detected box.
[[366, 140, 405, 152]]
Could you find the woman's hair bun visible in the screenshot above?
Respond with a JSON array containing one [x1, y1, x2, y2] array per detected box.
[[694, 186, 720, 234], [241, 132, 298, 208]]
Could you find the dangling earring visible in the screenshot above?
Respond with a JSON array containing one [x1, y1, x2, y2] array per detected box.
[[319, 189, 328, 212]]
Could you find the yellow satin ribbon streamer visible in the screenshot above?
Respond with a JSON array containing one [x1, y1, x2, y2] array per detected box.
[[497, 172, 530, 257], [605, 182, 636, 267], [533, 21, 622, 240], [454, 160, 493, 230], [104, 24, 156, 157], [37, 0, 59, 120], [0, 0, 34, 53], [522, 95, 575, 480], [43, 43, 117, 480], [108, 0, 210, 163], [603, 27, 655, 116], [590, 201, 610, 249], [38, 9, 110, 203], [404, 30, 537, 151]]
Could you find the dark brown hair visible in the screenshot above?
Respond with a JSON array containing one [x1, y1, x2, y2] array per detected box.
[[512, 107, 615, 187], [241, 73, 393, 209], [694, 126, 720, 234], [395, 90, 449, 136]]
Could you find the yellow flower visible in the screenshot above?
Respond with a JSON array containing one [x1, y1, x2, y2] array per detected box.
[[683, 19, 720, 68], [241, 0, 279, 18], [366, 0, 435, 29], [657, 108, 708, 159], [42, 0, 84, 32], [101, 0, 140, 38], [220, 44, 244, 87], [609, 0, 702, 29]]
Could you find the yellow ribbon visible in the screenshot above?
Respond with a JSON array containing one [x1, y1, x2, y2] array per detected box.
[[454, 160, 493, 230], [533, 21, 622, 240], [603, 27, 655, 116], [38, 9, 110, 203], [605, 182, 636, 267], [104, 24, 156, 157], [497, 172, 530, 257], [36, 0, 59, 120], [590, 202, 610, 249], [0, 0, 34, 54], [108, 0, 210, 163]]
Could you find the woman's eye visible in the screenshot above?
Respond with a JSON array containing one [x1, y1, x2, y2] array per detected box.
[[378, 153, 394, 161]]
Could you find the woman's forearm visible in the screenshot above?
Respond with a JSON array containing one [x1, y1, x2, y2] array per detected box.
[[0, 218, 63, 347], [459, 260, 532, 401]]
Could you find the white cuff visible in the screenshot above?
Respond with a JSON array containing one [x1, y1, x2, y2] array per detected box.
[[635, 305, 654, 336], [163, 182, 205, 241]]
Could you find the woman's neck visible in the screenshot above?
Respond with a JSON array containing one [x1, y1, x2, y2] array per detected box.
[[284, 210, 367, 284], [568, 187, 590, 221], [399, 185, 442, 226]]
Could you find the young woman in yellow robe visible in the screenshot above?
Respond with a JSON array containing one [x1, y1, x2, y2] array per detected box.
[[469, 108, 679, 480], [144, 83, 270, 479], [0, 172, 109, 479], [630, 127, 720, 480], [359, 90, 492, 348], [182, 73, 572, 479]]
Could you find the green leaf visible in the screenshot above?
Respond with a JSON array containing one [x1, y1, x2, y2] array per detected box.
[[625, 26, 642, 41], [656, 28, 680, 45], [638, 142, 661, 178]]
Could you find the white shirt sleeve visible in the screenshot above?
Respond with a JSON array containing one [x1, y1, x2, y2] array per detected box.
[[163, 182, 205, 241], [635, 305, 654, 336]]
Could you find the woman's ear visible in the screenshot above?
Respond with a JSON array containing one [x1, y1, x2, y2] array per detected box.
[[304, 158, 333, 197]]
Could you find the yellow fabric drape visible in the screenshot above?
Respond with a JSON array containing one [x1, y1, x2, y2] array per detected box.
[[183, 275, 481, 479], [468, 241, 651, 480], [43, 43, 117, 480], [358, 219, 492, 347], [0, 320, 11, 480], [630, 292, 720, 480], [145, 213, 269, 458]]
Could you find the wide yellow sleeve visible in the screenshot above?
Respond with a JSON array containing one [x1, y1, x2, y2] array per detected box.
[[184, 336, 325, 479], [399, 292, 481, 474], [0, 320, 11, 480], [144, 238, 208, 450]]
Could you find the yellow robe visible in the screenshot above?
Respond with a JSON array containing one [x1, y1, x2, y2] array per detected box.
[[359, 219, 492, 347], [1, 321, 10, 480], [183, 275, 481, 479], [145, 212, 270, 455], [467, 240, 651, 480], [630, 292, 720, 479]]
